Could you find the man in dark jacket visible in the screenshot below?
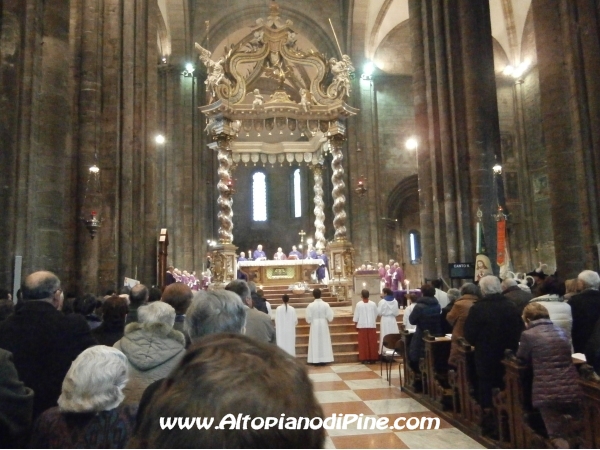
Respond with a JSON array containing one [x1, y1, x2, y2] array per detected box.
[[501, 278, 532, 315], [408, 284, 441, 371], [0, 271, 97, 420], [464, 275, 524, 409], [248, 281, 269, 315], [570, 270, 600, 353]]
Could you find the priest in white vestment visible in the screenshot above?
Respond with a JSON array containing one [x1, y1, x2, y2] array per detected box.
[[378, 288, 400, 352], [305, 288, 334, 364], [275, 294, 298, 356]]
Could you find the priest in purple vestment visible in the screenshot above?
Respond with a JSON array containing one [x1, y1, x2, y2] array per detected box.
[[288, 245, 303, 260], [391, 263, 405, 290], [253, 245, 267, 261]]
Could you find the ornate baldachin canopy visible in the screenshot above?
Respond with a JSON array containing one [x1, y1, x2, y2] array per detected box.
[[196, 1, 358, 134]]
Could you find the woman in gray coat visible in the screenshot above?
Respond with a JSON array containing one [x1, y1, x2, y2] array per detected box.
[[114, 301, 186, 404], [517, 303, 582, 448]]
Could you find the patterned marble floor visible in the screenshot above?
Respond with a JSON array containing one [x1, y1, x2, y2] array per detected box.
[[307, 363, 485, 449]]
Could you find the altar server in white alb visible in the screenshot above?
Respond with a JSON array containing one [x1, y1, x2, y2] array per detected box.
[[275, 294, 298, 356], [305, 288, 334, 364], [378, 288, 400, 352], [353, 290, 379, 364]]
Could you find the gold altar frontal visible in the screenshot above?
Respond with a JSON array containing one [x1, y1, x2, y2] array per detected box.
[[238, 260, 321, 286]]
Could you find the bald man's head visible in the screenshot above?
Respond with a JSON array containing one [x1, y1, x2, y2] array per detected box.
[[22, 271, 62, 309], [130, 284, 149, 308]]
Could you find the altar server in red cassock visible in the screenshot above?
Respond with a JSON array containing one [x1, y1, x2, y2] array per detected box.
[[353, 290, 380, 364]]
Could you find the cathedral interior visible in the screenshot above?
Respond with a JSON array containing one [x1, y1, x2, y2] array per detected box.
[[2, 0, 600, 295]]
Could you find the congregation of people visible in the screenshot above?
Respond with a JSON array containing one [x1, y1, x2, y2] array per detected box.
[[0, 272, 325, 448], [400, 269, 600, 447], [2, 263, 600, 448]]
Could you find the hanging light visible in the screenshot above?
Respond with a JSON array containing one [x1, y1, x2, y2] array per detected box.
[[80, 156, 102, 239], [355, 176, 367, 197]]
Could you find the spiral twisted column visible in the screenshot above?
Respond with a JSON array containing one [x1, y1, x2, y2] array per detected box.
[[216, 137, 233, 244], [312, 164, 326, 250], [330, 135, 347, 241]]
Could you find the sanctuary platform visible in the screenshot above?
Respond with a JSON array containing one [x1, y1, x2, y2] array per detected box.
[[259, 283, 404, 364]]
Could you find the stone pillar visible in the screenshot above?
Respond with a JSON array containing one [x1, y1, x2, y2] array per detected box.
[[409, 0, 501, 280], [312, 164, 327, 250], [531, 0, 600, 276]]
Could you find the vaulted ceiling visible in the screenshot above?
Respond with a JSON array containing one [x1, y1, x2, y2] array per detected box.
[[158, 0, 534, 74]]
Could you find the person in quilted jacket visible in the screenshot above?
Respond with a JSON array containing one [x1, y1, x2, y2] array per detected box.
[[408, 284, 441, 372], [530, 276, 573, 348], [517, 303, 582, 448], [114, 301, 186, 404]]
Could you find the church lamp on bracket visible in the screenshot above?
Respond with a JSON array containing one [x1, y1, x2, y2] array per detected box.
[[80, 163, 102, 239], [354, 175, 367, 197], [224, 179, 236, 196]]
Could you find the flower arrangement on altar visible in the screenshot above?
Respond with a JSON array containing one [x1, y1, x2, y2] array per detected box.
[[288, 282, 310, 295]]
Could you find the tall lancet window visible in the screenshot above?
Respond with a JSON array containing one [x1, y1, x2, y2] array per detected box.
[[293, 169, 302, 218], [252, 172, 267, 221], [409, 230, 421, 264]]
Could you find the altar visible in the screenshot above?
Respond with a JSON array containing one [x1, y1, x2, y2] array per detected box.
[[238, 259, 321, 286]]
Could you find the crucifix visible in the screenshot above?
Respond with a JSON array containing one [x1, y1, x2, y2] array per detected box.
[[298, 229, 306, 244]]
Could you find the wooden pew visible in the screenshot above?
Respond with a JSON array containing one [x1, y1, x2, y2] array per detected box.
[[579, 364, 600, 448], [494, 350, 585, 448], [420, 331, 453, 410], [447, 338, 482, 431], [400, 330, 421, 393]]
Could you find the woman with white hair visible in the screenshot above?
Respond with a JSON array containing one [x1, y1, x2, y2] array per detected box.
[[30, 346, 136, 448], [114, 301, 186, 404]]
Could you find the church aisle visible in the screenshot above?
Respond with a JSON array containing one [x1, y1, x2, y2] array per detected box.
[[307, 363, 484, 449]]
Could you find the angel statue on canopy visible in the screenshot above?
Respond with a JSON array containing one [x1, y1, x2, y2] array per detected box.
[[195, 43, 228, 100], [327, 54, 355, 98]]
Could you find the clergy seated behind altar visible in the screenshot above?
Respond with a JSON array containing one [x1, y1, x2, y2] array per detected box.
[[288, 245, 302, 260], [238, 252, 248, 261], [306, 245, 317, 260], [253, 245, 267, 261], [273, 247, 287, 260]]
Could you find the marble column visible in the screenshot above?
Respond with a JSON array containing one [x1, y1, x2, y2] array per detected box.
[[330, 134, 348, 242], [215, 137, 234, 245], [312, 164, 327, 250], [409, 0, 501, 280]]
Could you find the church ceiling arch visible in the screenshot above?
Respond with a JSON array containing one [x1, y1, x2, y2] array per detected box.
[[352, 0, 533, 75], [387, 174, 418, 220], [162, 0, 191, 64]]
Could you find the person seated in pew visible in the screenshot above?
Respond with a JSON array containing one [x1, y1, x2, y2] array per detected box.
[[517, 303, 582, 449], [464, 276, 524, 410], [408, 284, 441, 373], [446, 283, 481, 368], [403, 293, 417, 332], [441, 288, 460, 335]]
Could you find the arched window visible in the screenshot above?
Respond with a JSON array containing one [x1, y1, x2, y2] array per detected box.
[[293, 168, 302, 218], [252, 172, 267, 221], [408, 230, 421, 264]]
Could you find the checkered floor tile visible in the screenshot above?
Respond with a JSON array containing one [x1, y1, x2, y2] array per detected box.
[[307, 363, 484, 449]]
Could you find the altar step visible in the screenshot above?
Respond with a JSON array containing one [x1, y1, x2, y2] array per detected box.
[[294, 315, 404, 364], [260, 284, 350, 308]]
